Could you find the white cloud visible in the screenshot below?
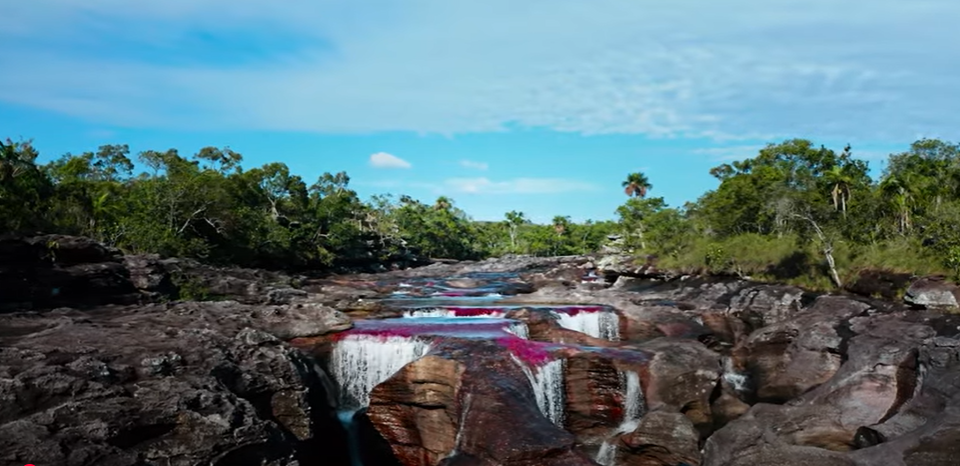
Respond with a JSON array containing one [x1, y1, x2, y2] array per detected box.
[[460, 159, 489, 170], [442, 177, 597, 195], [692, 145, 767, 161], [369, 152, 411, 169], [0, 1, 959, 142]]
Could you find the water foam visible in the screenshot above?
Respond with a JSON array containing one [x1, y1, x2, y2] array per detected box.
[[511, 355, 565, 426], [595, 371, 645, 466], [722, 357, 748, 393], [331, 334, 431, 409], [552, 309, 620, 340], [403, 308, 506, 318]]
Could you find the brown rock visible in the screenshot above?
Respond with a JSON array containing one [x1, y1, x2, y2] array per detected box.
[[639, 338, 720, 436], [620, 410, 701, 466], [738, 296, 870, 403]]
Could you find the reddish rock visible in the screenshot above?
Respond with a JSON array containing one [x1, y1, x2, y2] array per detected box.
[[639, 338, 720, 436], [561, 349, 650, 440], [620, 411, 701, 466], [365, 356, 464, 465], [365, 340, 595, 466], [737, 296, 870, 403]]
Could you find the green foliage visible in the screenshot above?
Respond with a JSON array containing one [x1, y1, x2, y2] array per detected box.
[[1, 139, 611, 269], [616, 138, 960, 289]]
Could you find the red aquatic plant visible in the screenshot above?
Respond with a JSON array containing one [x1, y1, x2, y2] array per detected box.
[[496, 336, 554, 365]]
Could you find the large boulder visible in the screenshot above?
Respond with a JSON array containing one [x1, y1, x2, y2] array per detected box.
[[0, 235, 138, 310], [638, 338, 720, 436], [0, 302, 352, 466], [364, 340, 594, 466], [735, 296, 871, 403], [904, 276, 960, 309], [620, 410, 701, 466]]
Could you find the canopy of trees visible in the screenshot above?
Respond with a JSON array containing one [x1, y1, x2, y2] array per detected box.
[[0, 139, 615, 270], [616, 138, 960, 288]]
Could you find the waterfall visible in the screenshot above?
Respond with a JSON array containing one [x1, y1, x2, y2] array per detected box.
[[331, 334, 431, 409], [722, 357, 748, 393], [403, 308, 506, 318], [337, 410, 364, 466], [551, 309, 620, 340], [595, 371, 645, 466], [511, 355, 565, 426], [505, 321, 530, 339]]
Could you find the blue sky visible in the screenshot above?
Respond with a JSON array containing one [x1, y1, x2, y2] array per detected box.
[[2, 1, 958, 223]]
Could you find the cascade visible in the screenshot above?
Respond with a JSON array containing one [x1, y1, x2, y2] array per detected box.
[[551, 309, 620, 340], [337, 410, 364, 466], [331, 334, 431, 409], [595, 371, 645, 466], [403, 308, 506, 318], [511, 355, 565, 426], [505, 321, 530, 339], [722, 357, 748, 393]]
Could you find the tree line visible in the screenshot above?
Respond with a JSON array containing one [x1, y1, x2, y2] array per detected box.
[[0, 139, 615, 270], [617, 138, 960, 289], [4, 136, 959, 286]]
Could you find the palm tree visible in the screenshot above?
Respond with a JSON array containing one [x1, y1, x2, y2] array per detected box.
[[824, 165, 854, 218], [622, 172, 652, 198], [880, 175, 913, 234]]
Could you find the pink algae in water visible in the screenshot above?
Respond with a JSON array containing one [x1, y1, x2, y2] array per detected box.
[[551, 305, 606, 316], [446, 307, 506, 317], [333, 319, 516, 341], [497, 336, 554, 365]]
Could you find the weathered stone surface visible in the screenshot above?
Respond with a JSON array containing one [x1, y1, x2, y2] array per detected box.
[[255, 303, 353, 339], [364, 340, 595, 466], [620, 411, 701, 466], [639, 338, 720, 435], [0, 302, 351, 466], [905, 276, 960, 309], [736, 296, 871, 403]]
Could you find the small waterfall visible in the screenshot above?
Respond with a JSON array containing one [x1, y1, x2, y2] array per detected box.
[[722, 357, 748, 393], [505, 321, 530, 339], [552, 309, 620, 340], [595, 371, 645, 466], [403, 308, 506, 318], [338, 410, 364, 466], [511, 355, 565, 425], [403, 309, 455, 318], [331, 334, 431, 409]]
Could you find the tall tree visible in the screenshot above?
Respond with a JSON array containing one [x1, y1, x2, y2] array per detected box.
[[622, 172, 652, 198]]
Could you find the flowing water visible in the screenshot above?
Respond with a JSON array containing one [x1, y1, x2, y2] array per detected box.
[[512, 354, 566, 426], [327, 274, 632, 464], [595, 371, 645, 466], [331, 334, 432, 409], [551, 308, 621, 340]]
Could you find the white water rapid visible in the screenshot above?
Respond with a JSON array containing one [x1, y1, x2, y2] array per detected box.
[[402, 309, 506, 318], [722, 357, 749, 393], [505, 321, 530, 339], [331, 334, 431, 409], [511, 355, 566, 426], [595, 371, 645, 466], [551, 309, 620, 340]]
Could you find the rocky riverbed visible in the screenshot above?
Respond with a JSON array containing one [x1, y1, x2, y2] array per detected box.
[[2, 235, 960, 466]]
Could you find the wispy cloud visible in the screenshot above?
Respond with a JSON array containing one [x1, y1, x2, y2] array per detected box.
[[692, 145, 767, 162], [0, 1, 958, 142], [442, 177, 597, 195], [460, 159, 489, 170], [369, 152, 411, 169]]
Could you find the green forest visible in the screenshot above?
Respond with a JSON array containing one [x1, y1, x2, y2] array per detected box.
[[2, 136, 960, 289]]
